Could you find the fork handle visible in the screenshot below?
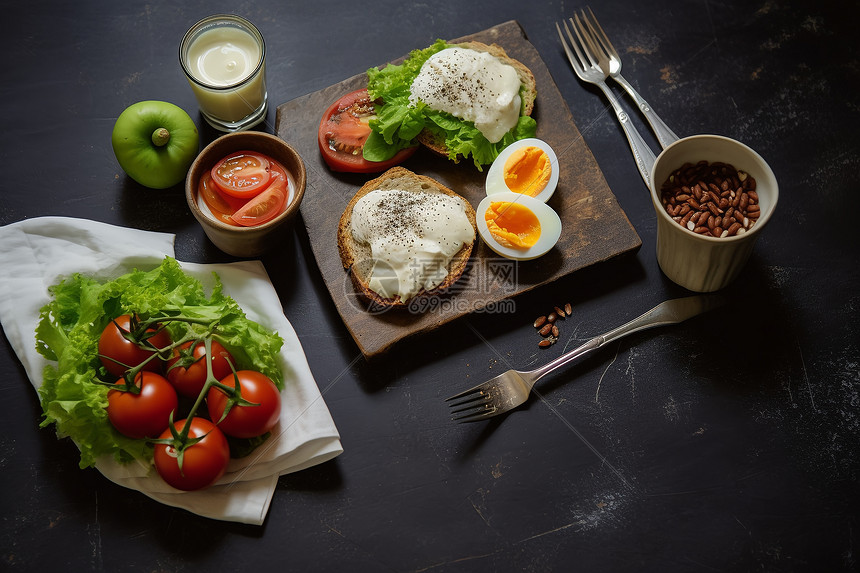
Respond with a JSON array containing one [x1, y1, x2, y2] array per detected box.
[[595, 82, 656, 185], [528, 337, 602, 386], [612, 74, 679, 149], [527, 295, 721, 387]]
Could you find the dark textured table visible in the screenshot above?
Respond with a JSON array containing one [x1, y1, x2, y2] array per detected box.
[[2, 1, 858, 571]]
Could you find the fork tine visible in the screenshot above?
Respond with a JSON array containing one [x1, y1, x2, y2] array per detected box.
[[448, 392, 492, 413], [571, 15, 599, 69], [578, 10, 603, 53], [451, 405, 498, 423], [557, 20, 586, 72], [555, 22, 573, 62], [445, 383, 488, 402], [584, 7, 617, 58]]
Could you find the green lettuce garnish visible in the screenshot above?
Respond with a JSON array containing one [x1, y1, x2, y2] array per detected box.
[[365, 39, 537, 169], [35, 257, 284, 469]]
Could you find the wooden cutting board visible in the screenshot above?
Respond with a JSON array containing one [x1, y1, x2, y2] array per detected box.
[[275, 20, 641, 358]]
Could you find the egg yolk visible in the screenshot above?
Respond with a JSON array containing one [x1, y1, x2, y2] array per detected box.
[[503, 146, 551, 197], [485, 201, 542, 249]]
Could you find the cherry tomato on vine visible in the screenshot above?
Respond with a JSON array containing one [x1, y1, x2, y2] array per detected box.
[[166, 339, 234, 399], [98, 314, 171, 377], [207, 370, 282, 439], [153, 417, 230, 491], [107, 371, 178, 439]]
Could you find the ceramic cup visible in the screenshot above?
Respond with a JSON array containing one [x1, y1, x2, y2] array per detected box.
[[649, 134, 778, 292], [185, 131, 306, 257]]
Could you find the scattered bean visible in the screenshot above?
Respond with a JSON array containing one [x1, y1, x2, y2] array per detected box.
[[534, 302, 575, 347]]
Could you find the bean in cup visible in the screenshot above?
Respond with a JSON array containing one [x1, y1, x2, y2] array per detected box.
[[659, 160, 760, 239]]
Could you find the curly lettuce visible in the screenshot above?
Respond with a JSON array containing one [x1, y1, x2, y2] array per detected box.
[[365, 39, 537, 169], [35, 257, 284, 468]]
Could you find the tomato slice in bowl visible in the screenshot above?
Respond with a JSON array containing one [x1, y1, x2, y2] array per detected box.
[[230, 172, 289, 227], [268, 157, 289, 185], [199, 172, 245, 224], [211, 151, 272, 198], [318, 88, 417, 173]]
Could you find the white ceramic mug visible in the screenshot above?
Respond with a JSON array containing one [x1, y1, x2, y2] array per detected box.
[[649, 135, 778, 292]]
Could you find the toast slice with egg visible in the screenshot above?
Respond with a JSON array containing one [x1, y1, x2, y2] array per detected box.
[[337, 167, 477, 309], [416, 41, 537, 159]]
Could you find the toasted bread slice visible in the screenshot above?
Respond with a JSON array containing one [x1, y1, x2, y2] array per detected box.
[[337, 167, 477, 309], [415, 41, 537, 159]]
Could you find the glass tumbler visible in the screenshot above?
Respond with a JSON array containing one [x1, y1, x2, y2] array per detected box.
[[180, 14, 267, 132]]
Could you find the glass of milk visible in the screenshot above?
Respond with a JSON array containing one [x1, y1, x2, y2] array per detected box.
[[180, 15, 267, 132]]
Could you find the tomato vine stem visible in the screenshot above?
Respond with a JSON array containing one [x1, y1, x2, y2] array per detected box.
[[107, 311, 266, 472]]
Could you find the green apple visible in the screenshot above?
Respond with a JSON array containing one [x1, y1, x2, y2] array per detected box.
[[111, 100, 199, 189]]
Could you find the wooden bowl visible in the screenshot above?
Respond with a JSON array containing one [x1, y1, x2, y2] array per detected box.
[[185, 131, 306, 257]]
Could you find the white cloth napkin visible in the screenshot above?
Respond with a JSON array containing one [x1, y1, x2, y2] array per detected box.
[[0, 217, 343, 525]]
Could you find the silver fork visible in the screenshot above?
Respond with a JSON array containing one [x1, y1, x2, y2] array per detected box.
[[580, 7, 679, 149], [445, 295, 724, 423], [556, 16, 656, 185]]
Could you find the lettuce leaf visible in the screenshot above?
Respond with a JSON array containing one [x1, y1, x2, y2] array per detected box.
[[35, 257, 284, 469], [365, 39, 537, 169]]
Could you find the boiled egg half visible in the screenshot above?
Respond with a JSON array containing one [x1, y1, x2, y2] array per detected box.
[[485, 138, 559, 203], [477, 191, 562, 261]]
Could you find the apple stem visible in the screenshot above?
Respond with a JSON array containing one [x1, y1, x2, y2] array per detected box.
[[151, 128, 171, 147]]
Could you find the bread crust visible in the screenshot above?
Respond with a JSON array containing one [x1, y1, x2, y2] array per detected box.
[[337, 167, 477, 309], [413, 41, 537, 159]]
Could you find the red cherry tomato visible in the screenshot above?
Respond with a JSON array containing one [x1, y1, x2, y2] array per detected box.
[[153, 417, 230, 491], [211, 151, 272, 199], [98, 314, 171, 377], [166, 339, 234, 399], [207, 370, 282, 439], [229, 171, 289, 227], [318, 88, 416, 173], [107, 372, 178, 439]]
